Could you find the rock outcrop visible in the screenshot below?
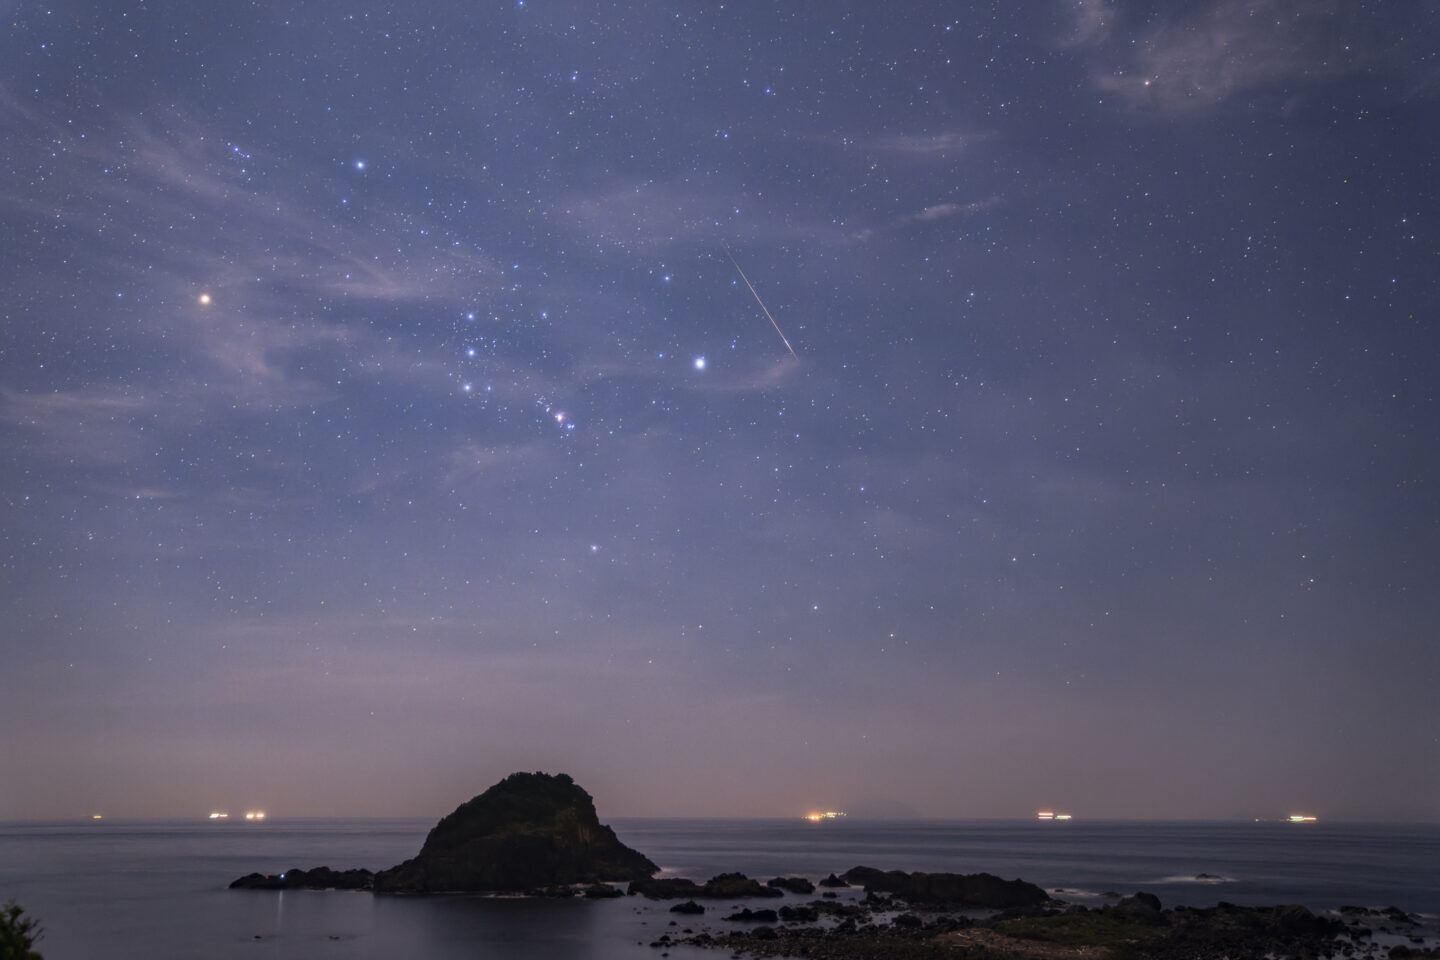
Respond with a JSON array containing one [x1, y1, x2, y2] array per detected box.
[[371, 771, 657, 893], [767, 875, 816, 894], [230, 866, 374, 890], [840, 865, 1049, 908], [629, 872, 784, 900]]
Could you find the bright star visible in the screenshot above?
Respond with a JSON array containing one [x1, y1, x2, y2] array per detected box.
[[197, 293, 212, 306], [694, 356, 706, 370], [354, 159, 366, 170]]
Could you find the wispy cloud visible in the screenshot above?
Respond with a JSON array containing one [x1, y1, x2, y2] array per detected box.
[[1055, 0, 1115, 48], [874, 131, 984, 156], [0, 388, 161, 463], [560, 176, 865, 253], [1069, 0, 1366, 112], [900, 197, 1003, 225]]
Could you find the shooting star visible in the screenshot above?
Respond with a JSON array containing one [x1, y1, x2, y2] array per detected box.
[[724, 245, 799, 360]]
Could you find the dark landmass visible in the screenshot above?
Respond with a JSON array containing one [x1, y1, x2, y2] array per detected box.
[[768, 875, 816, 894], [374, 771, 657, 893], [841, 866, 1049, 908], [667, 888, 1423, 960], [230, 771, 656, 895], [229, 866, 374, 891], [631, 871, 785, 899]]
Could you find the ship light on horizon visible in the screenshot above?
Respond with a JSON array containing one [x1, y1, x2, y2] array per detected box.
[[1288, 815, 1318, 823], [91, 814, 103, 820], [804, 811, 847, 821], [1038, 811, 1073, 820], [244, 811, 266, 821], [208, 812, 229, 819]]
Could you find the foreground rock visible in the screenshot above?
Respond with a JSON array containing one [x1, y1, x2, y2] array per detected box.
[[767, 876, 816, 894], [692, 890, 1369, 960], [841, 866, 1050, 908], [373, 772, 657, 893], [630, 872, 783, 899]]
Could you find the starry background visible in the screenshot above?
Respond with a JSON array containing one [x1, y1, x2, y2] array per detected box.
[[1, 1, 1436, 821]]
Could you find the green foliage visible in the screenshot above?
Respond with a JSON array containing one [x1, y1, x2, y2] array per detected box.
[[0, 901, 43, 960]]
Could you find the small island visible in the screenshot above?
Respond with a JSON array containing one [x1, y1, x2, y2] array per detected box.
[[231, 771, 656, 894]]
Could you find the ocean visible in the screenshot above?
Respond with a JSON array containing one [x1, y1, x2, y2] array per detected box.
[[1, 818, 1436, 959]]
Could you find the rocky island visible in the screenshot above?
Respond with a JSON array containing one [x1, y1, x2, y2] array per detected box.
[[231, 771, 656, 894]]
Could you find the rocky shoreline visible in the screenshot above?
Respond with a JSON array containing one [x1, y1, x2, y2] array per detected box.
[[633, 873, 1437, 960], [231, 862, 1438, 959], [228, 773, 1436, 959]]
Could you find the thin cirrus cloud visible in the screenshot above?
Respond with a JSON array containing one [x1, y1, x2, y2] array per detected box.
[[0, 98, 525, 455], [561, 177, 865, 254], [1065, 0, 1370, 112], [0, 388, 158, 467], [900, 197, 1003, 225], [873, 131, 986, 156]]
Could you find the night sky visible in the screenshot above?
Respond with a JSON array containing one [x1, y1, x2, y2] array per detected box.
[[2, 2, 1437, 823]]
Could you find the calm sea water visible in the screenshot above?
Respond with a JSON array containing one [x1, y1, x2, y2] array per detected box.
[[0, 818, 1435, 960]]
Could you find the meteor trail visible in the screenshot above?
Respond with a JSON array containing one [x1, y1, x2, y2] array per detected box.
[[724, 245, 799, 360]]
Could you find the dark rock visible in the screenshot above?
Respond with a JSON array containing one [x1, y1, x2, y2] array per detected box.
[[725, 908, 779, 923], [531, 884, 576, 898], [891, 913, 923, 928], [229, 866, 374, 891], [1107, 898, 1165, 927], [669, 900, 705, 915], [839, 865, 1049, 908], [584, 883, 623, 898], [1124, 902, 1346, 957], [751, 925, 779, 940], [704, 872, 784, 899], [630, 872, 782, 900], [629, 877, 704, 899], [767, 875, 816, 894], [1112, 890, 1164, 920], [778, 904, 819, 923], [818, 872, 850, 888], [372, 772, 657, 893], [813, 900, 870, 920]]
